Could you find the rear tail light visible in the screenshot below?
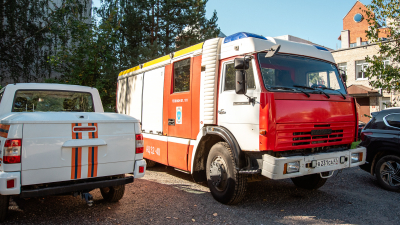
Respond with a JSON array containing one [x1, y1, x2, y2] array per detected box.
[[136, 134, 144, 154], [7, 179, 15, 189], [360, 132, 373, 141], [139, 166, 144, 173], [3, 139, 22, 164]]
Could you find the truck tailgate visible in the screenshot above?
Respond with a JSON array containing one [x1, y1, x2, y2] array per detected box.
[[19, 114, 138, 185]]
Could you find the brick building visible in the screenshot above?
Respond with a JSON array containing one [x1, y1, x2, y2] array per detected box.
[[331, 0, 397, 123]]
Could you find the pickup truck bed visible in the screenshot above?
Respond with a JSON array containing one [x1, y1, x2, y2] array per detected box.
[[0, 83, 146, 221]]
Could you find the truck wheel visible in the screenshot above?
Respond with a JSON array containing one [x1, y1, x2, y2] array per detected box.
[[375, 155, 400, 192], [206, 142, 247, 205], [145, 159, 157, 168], [291, 174, 327, 190], [0, 195, 9, 222], [100, 185, 126, 202]]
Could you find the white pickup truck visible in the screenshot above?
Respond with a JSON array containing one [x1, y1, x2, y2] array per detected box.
[[0, 83, 146, 221]]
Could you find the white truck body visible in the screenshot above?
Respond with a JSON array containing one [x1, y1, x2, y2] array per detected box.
[[0, 83, 146, 197]]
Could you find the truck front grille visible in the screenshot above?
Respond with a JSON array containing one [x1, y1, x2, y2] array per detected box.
[[276, 122, 354, 151]]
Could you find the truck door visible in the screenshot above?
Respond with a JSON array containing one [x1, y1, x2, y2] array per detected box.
[[142, 67, 168, 165], [165, 57, 193, 170], [217, 59, 261, 151]]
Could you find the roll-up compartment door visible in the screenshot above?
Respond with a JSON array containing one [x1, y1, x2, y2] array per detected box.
[[117, 78, 127, 114], [126, 74, 143, 121], [142, 67, 165, 134]]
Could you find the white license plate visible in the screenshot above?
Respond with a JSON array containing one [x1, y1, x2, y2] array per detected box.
[[317, 158, 339, 167]]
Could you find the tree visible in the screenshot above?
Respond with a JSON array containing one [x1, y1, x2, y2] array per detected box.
[[0, 0, 88, 84], [98, 0, 220, 70], [364, 0, 400, 94], [47, 4, 120, 111]]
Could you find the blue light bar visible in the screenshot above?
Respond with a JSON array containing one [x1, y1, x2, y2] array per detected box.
[[224, 32, 267, 44], [314, 45, 329, 51]]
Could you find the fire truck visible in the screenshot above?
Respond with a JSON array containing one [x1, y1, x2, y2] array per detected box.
[[117, 32, 366, 204]]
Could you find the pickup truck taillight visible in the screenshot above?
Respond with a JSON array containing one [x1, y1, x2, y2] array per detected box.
[[136, 134, 144, 154], [3, 139, 22, 164]]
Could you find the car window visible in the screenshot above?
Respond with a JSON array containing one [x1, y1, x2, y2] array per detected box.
[[223, 61, 255, 91], [13, 90, 94, 112], [384, 114, 400, 129]]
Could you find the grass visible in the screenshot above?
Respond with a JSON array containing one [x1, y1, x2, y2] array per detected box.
[[351, 141, 361, 149]]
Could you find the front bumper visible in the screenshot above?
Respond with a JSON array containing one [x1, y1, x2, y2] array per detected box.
[[261, 147, 366, 179]]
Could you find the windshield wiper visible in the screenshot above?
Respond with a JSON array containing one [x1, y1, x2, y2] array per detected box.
[[318, 87, 346, 99], [293, 85, 315, 90], [294, 85, 330, 99], [268, 86, 310, 98]]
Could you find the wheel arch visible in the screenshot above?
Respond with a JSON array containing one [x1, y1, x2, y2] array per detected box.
[[191, 126, 244, 182], [370, 148, 400, 175]]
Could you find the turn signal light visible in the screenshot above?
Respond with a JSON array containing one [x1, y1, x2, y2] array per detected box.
[[136, 134, 144, 154], [4, 139, 22, 164]]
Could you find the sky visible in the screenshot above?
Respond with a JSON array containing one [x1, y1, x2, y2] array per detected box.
[[92, 0, 373, 50]]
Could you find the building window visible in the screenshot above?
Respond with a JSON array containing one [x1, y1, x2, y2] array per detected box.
[[338, 62, 347, 74], [356, 60, 368, 80], [223, 61, 255, 91], [350, 43, 357, 47], [361, 41, 368, 45], [173, 58, 191, 93], [383, 59, 390, 67]]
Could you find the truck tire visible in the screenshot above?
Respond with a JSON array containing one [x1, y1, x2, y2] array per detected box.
[[145, 159, 157, 168], [375, 155, 400, 192], [0, 195, 9, 222], [206, 142, 247, 205], [291, 174, 327, 190]]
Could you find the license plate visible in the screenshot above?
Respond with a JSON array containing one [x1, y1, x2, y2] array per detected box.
[[317, 158, 339, 167]]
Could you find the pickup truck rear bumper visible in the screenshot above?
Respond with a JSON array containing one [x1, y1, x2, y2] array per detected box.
[[20, 176, 134, 198], [261, 147, 366, 179]]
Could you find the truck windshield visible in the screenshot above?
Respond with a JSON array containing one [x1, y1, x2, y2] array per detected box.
[[257, 53, 346, 95], [12, 90, 94, 112]]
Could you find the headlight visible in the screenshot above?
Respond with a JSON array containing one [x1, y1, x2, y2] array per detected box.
[[285, 161, 300, 174], [351, 152, 363, 163]]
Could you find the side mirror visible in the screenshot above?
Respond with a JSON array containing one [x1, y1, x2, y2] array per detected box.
[[235, 70, 247, 95], [234, 58, 249, 70]]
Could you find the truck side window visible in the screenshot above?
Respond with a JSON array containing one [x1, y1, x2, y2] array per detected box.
[[173, 58, 191, 93], [385, 114, 400, 129], [224, 61, 255, 91]]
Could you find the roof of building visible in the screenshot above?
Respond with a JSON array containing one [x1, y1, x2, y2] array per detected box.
[[343, 1, 365, 20], [347, 84, 382, 97]]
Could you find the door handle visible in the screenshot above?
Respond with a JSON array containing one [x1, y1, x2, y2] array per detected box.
[[168, 119, 175, 126], [218, 109, 226, 114]]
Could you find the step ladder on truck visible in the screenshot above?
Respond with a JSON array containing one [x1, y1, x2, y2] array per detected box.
[[117, 32, 366, 205]]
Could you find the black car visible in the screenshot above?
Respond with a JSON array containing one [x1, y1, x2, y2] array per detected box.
[[360, 108, 400, 191]]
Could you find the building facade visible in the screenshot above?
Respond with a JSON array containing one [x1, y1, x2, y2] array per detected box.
[[331, 0, 397, 123]]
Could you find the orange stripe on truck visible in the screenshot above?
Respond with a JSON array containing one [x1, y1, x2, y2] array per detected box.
[[71, 123, 82, 179], [87, 123, 98, 177]]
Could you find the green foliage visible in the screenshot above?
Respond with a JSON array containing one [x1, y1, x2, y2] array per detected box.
[[364, 0, 400, 93], [2, 0, 219, 112], [46, 5, 119, 111]]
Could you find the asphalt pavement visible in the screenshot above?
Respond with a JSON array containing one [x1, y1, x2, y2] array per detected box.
[[4, 165, 400, 224]]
